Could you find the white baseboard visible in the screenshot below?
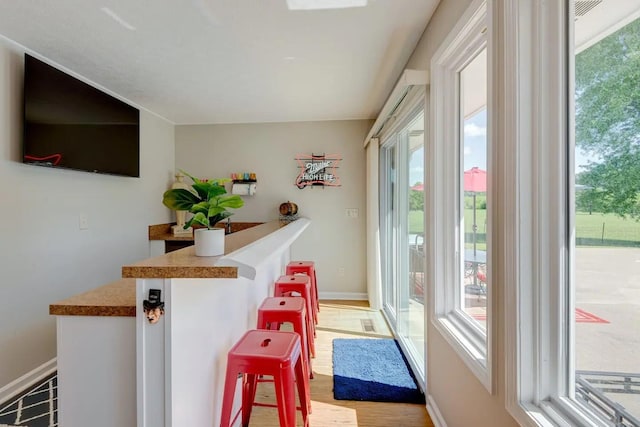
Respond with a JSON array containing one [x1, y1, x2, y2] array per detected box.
[[0, 358, 57, 404], [427, 395, 448, 427], [319, 292, 368, 301]]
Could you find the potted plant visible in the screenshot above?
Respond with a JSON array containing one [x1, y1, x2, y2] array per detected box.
[[162, 170, 244, 256]]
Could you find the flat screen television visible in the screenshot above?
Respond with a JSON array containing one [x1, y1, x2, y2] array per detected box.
[[22, 54, 140, 177]]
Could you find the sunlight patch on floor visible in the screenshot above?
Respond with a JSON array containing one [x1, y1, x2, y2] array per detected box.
[[308, 400, 358, 426]]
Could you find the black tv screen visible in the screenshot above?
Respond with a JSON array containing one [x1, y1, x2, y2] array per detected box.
[[23, 54, 140, 177]]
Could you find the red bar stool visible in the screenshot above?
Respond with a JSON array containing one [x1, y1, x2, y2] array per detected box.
[[286, 261, 319, 324], [274, 275, 316, 353], [219, 330, 310, 427], [257, 297, 313, 379]]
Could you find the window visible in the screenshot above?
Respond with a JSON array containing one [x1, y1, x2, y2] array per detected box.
[[572, 6, 640, 426], [379, 91, 427, 387], [460, 50, 488, 331], [504, 0, 640, 426], [431, 0, 491, 391]]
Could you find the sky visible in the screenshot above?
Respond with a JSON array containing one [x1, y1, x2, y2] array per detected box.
[[462, 108, 596, 173], [575, 148, 599, 173], [409, 109, 488, 186], [410, 147, 424, 186], [463, 109, 487, 171]]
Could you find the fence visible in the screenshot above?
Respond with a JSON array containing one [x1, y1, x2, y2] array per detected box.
[[575, 218, 640, 247], [464, 211, 640, 248], [576, 371, 640, 427]]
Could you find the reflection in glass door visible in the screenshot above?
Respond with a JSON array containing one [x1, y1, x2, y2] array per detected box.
[[380, 109, 425, 384]]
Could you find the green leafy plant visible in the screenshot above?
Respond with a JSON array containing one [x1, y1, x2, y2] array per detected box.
[[162, 170, 244, 229]]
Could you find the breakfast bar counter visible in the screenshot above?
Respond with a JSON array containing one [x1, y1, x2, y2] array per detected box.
[[128, 220, 283, 278], [49, 221, 293, 316], [49, 278, 136, 317], [148, 221, 265, 242], [147, 221, 265, 255], [51, 218, 310, 427]]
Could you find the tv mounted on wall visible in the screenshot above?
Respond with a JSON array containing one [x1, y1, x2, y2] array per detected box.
[[22, 54, 140, 177]]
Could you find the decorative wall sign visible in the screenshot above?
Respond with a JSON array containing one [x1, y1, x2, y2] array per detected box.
[[295, 153, 342, 189]]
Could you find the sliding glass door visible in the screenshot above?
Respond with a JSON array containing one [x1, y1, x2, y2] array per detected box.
[[380, 107, 426, 384]]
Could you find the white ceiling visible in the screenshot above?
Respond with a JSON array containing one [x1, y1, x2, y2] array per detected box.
[[575, 0, 640, 52], [0, 0, 439, 124]]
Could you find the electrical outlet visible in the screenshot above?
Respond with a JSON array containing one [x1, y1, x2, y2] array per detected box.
[[345, 208, 358, 218], [79, 213, 89, 230], [338, 267, 345, 277]]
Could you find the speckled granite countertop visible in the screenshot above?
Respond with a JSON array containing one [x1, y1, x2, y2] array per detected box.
[[148, 222, 264, 241], [50, 279, 136, 317], [123, 220, 283, 279], [51, 220, 287, 317]]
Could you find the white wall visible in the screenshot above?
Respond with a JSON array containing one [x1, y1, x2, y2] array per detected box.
[[405, 1, 519, 425], [175, 120, 371, 299], [0, 41, 175, 387]]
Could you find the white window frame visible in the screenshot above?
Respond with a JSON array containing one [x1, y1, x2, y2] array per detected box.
[[430, 0, 493, 392], [500, 0, 612, 425]]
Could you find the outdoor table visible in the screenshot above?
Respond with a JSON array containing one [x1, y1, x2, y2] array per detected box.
[[464, 249, 487, 288]]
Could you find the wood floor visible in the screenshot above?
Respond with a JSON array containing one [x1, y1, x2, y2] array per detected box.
[[247, 300, 435, 427]]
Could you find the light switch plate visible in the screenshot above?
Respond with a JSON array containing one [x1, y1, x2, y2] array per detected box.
[[345, 208, 358, 218], [79, 213, 89, 230]]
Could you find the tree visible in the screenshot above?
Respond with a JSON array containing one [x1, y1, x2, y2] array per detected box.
[[409, 188, 424, 211], [575, 17, 640, 217]]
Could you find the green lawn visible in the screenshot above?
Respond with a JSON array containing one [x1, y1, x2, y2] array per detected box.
[[574, 212, 640, 246], [409, 210, 425, 234], [408, 210, 640, 248]]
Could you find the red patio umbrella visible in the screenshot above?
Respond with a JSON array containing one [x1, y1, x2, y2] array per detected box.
[[411, 183, 424, 191], [463, 167, 487, 192], [463, 167, 487, 256]]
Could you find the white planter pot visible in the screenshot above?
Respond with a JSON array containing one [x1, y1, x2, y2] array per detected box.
[[194, 228, 225, 256]]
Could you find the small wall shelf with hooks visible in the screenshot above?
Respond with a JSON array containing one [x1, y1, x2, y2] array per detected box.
[[230, 172, 257, 196]]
